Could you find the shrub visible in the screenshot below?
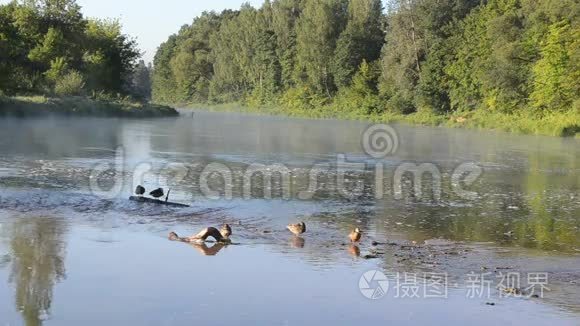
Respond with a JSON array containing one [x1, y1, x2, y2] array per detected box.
[[54, 70, 86, 96], [279, 86, 328, 111]]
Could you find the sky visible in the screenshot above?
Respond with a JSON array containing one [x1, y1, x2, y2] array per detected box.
[[0, 0, 263, 63], [77, 0, 263, 63]]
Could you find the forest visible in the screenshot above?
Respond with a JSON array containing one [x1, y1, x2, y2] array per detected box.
[[0, 0, 151, 103], [152, 0, 579, 135]]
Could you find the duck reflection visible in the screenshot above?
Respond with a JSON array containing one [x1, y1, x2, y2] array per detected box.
[[8, 217, 67, 326], [290, 236, 305, 249], [0, 254, 10, 268], [189, 242, 227, 256], [347, 244, 360, 257]]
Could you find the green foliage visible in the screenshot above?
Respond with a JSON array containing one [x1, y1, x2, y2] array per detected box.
[[0, 95, 178, 118], [44, 56, 68, 82], [279, 85, 329, 111], [416, 42, 450, 114], [152, 35, 178, 103], [530, 21, 579, 112], [54, 69, 84, 96], [334, 60, 382, 114], [333, 0, 383, 89], [445, 0, 579, 114], [27, 27, 66, 64], [270, 0, 300, 88], [83, 18, 140, 93], [295, 0, 348, 96], [130, 60, 152, 101], [0, 0, 141, 98], [149, 0, 579, 136]]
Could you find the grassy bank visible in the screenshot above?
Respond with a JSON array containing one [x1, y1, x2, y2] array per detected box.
[[0, 95, 179, 118], [186, 102, 580, 137]]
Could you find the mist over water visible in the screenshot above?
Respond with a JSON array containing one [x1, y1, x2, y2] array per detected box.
[[0, 111, 579, 325]]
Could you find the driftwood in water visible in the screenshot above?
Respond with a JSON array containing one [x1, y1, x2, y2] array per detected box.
[[129, 196, 190, 207]]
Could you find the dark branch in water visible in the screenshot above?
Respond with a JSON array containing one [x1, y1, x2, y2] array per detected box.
[[129, 196, 189, 207]]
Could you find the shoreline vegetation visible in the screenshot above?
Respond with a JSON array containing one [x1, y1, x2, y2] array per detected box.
[[183, 102, 580, 137], [1, 1, 164, 118], [153, 0, 579, 138], [0, 95, 178, 118], [1, 0, 578, 134]]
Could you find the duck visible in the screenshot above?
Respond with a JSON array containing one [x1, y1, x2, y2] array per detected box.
[[287, 222, 306, 236], [169, 227, 230, 243], [349, 228, 362, 243], [135, 185, 146, 196], [150, 188, 164, 199], [220, 224, 232, 239]]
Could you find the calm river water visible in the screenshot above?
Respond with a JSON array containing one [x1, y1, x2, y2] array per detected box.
[[0, 111, 578, 325]]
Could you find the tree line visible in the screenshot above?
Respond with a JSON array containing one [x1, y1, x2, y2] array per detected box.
[[0, 0, 151, 100], [152, 0, 579, 116]]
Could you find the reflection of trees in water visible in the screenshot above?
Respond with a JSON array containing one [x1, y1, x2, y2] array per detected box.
[[8, 217, 67, 326], [0, 119, 121, 158], [0, 254, 10, 268], [522, 152, 579, 251], [370, 150, 580, 252]]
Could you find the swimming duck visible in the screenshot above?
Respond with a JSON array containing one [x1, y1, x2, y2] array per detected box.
[[287, 222, 306, 236], [150, 188, 164, 199], [191, 227, 227, 242], [135, 185, 145, 196], [220, 224, 232, 238], [170, 227, 230, 243], [349, 228, 362, 243]]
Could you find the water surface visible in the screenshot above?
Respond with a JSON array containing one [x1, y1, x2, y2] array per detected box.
[[0, 111, 579, 325]]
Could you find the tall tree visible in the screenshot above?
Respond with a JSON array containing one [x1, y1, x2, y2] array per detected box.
[[271, 0, 301, 88], [168, 12, 222, 103], [379, 0, 480, 113], [332, 0, 383, 89], [152, 35, 178, 103], [295, 0, 348, 96], [530, 20, 579, 112], [130, 60, 151, 100], [379, 0, 427, 113]]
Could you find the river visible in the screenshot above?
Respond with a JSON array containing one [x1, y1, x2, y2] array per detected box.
[[0, 111, 578, 325]]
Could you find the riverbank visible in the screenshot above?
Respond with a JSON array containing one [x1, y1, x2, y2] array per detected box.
[[0, 95, 179, 118], [184, 102, 580, 137]]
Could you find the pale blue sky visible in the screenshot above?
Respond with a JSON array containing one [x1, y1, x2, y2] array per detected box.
[[78, 0, 263, 63], [0, 0, 263, 63]]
